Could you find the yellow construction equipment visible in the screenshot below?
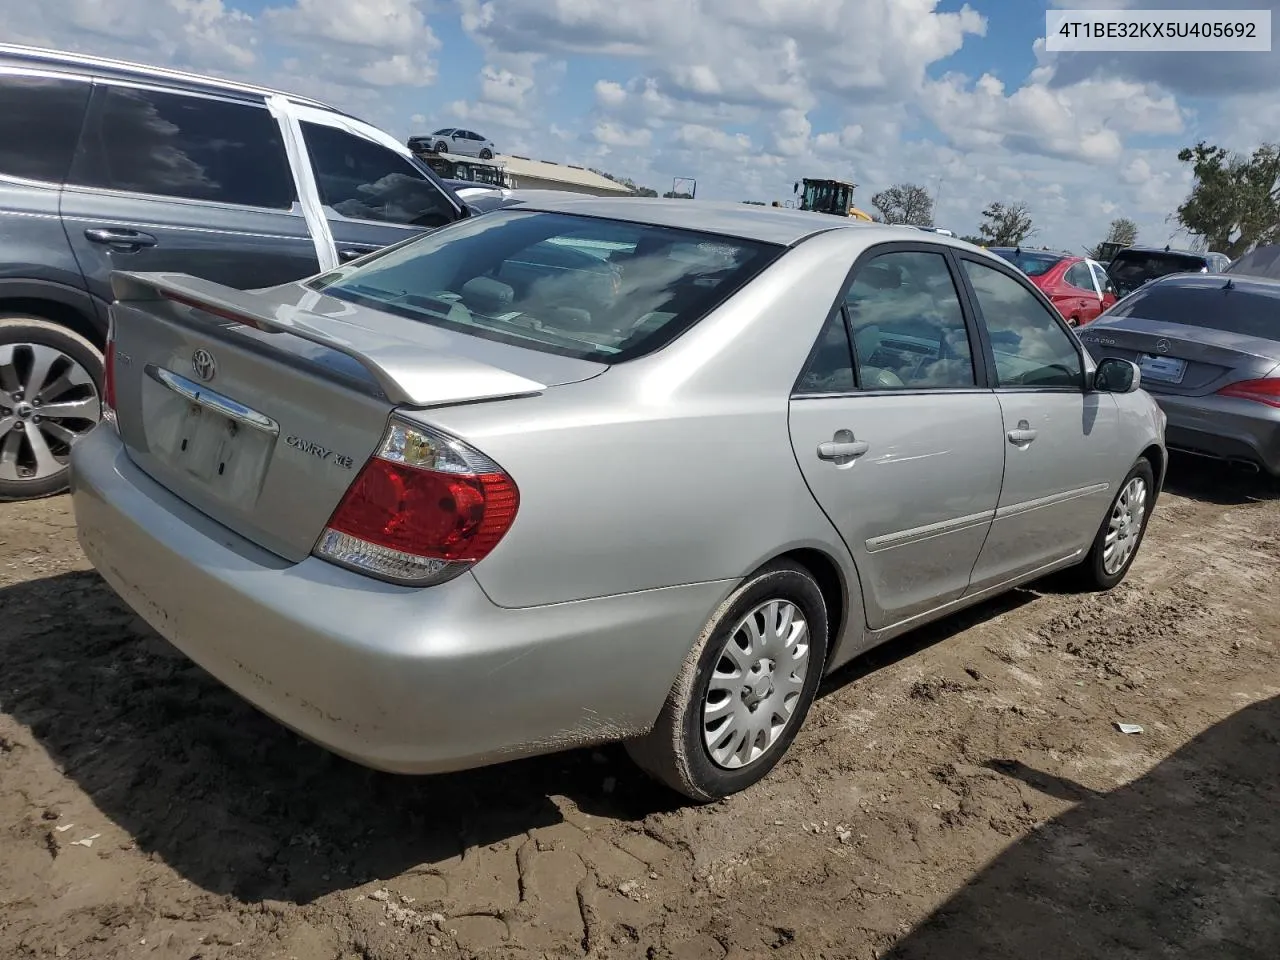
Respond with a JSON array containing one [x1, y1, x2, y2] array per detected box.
[[794, 178, 875, 220]]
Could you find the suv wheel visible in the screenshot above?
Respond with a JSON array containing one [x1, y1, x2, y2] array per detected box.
[[0, 316, 103, 501]]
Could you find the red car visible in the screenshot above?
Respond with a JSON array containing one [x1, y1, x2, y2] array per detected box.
[[989, 248, 1118, 326]]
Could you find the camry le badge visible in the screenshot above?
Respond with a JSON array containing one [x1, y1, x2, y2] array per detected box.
[[191, 348, 217, 382]]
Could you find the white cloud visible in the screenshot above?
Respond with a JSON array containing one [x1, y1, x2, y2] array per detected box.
[[593, 122, 653, 149]]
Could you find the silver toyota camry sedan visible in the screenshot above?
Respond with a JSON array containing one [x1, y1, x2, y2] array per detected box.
[[70, 195, 1166, 801]]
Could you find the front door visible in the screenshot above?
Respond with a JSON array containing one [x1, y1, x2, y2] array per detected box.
[[289, 107, 465, 265], [788, 247, 1005, 629], [60, 82, 320, 305], [958, 256, 1119, 590]]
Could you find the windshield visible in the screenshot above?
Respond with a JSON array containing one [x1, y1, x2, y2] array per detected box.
[[1225, 245, 1280, 282], [989, 249, 1064, 277], [1109, 278, 1280, 340], [309, 210, 781, 363], [1108, 251, 1208, 294]]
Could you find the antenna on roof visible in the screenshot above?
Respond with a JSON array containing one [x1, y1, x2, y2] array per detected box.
[[1223, 277, 1234, 290], [1014, 246, 1021, 255], [1164, 244, 1171, 252]]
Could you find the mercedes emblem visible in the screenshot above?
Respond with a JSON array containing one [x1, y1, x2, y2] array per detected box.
[[191, 348, 217, 382], [1156, 339, 1170, 354]]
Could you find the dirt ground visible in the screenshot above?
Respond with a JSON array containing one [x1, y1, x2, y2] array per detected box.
[[2, 458, 1279, 960]]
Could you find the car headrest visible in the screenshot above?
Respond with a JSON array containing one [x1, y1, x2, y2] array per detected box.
[[460, 276, 515, 314]]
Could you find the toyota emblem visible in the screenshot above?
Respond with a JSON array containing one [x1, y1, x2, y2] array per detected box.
[[191, 348, 217, 382], [1156, 339, 1170, 354]]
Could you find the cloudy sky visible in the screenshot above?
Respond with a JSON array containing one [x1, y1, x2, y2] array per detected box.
[[4, 0, 1278, 251]]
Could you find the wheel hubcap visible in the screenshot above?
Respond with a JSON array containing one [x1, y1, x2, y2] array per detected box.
[[0, 342, 101, 483], [1103, 476, 1148, 575], [702, 599, 810, 770]]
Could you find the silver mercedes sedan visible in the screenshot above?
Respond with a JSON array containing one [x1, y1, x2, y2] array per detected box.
[[69, 195, 1166, 801]]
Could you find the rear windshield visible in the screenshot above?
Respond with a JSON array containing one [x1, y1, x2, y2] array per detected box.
[[309, 210, 780, 363], [1108, 279, 1280, 340], [989, 249, 1063, 277], [1109, 251, 1208, 293]]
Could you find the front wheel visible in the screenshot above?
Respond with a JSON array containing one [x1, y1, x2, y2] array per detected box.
[[1073, 458, 1155, 590], [626, 560, 829, 802], [479, 148, 494, 160], [434, 140, 449, 154]]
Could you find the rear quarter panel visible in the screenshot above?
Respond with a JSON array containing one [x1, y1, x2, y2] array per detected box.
[[420, 228, 871, 629]]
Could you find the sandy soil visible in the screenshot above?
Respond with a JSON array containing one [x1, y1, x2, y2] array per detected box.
[[2, 458, 1278, 960]]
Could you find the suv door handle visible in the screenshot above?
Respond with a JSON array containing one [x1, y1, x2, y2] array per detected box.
[[84, 227, 157, 249], [817, 429, 870, 463], [338, 246, 379, 262]]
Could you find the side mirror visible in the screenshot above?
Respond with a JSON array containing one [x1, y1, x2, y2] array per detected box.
[[1093, 357, 1141, 394]]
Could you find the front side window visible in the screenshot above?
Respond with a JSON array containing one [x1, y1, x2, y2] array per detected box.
[[70, 86, 296, 209], [302, 121, 458, 229], [310, 210, 780, 363], [0, 73, 91, 183], [843, 250, 976, 389], [963, 259, 1083, 388]]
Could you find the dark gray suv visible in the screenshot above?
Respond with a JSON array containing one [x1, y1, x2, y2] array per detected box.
[[0, 43, 471, 501]]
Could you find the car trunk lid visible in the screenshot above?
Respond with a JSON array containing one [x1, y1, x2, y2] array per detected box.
[[106, 271, 604, 562], [1080, 315, 1280, 396]]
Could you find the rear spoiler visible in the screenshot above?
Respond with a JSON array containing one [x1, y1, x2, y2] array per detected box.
[[110, 271, 547, 407]]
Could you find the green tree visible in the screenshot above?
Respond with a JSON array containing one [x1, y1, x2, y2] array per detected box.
[[663, 190, 694, 199], [1175, 141, 1280, 257], [589, 168, 658, 197], [871, 183, 935, 226], [978, 201, 1036, 247], [1089, 217, 1138, 256]]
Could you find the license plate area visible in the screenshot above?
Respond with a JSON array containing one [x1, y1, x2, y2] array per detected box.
[[141, 366, 278, 505], [1138, 353, 1187, 384]]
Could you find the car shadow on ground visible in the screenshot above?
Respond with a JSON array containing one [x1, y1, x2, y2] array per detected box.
[[883, 694, 1280, 959], [1162, 452, 1279, 505], [0, 571, 1063, 907]]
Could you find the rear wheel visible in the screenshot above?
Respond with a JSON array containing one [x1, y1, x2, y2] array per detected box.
[[626, 560, 829, 802], [1072, 458, 1155, 590], [0, 316, 103, 501], [479, 148, 494, 160]]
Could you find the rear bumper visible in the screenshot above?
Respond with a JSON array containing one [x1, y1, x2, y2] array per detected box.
[[70, 425, 730, 774], [1152, 393, 1280, 476]]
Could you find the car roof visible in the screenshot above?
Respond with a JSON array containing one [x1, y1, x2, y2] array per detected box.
[[487, 192, 950, 247], [0, 42, 338, 112], [1146, 272, 1280, 295]]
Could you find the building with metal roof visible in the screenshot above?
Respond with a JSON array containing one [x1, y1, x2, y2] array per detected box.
[[497, 156, 634, 197]]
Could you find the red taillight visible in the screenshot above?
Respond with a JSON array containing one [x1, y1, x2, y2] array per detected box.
[[102, 330, 117, 425], [1217, 378, 1280, 408], [162, 291, 270, 330], [315, 419, 519, 585]]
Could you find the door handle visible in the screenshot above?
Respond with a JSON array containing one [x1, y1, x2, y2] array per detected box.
[[84, 227, 158, 249], [1007, 423, 1038, 445], [817, 429, 870, 464], [338, 246, 379, 262]]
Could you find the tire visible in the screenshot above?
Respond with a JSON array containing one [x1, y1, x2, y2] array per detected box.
[[1071, 458, 1156, 590], [0, 316, 104, 502], [434, 140, 448, 154], [626, 560, 829, 802], [479, 148, 494, 160]]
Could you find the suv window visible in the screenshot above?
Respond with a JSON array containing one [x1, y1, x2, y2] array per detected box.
[[1065, 261, 1096, 291], [70, 86, 296, 209], [795, 309, 855, 395], [310, 209, 780, 363], [0, 73, 91, 183], [1090, 261, 1116, 296], [963, 259, 1083, 389], [1108, 250, 1209, 296], [302, 121, 457, 228], [844, 251, 976, 389]]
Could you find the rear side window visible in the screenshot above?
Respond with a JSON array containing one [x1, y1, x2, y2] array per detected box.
[[0, 73, 91, 183], [311, 209, 780, 363], [991, 249, 1063, 277], [1109, 251, 1207, 293], [1108, 280, 1280, 339], [302, 121, 457, 229], [70, 86, 296, 209], [1065, 261, 1095, 291]]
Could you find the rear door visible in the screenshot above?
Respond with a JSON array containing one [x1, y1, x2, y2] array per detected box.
[[788, 245, 1005, 630], [60, 81, 321, 305], [287, 105, 465, 265], [958, 256, 1120, 589], [1061, 260, 1103, 324]]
